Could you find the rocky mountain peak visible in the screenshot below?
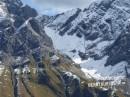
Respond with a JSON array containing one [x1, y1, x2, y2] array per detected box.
[[40, 0, 130, 65]]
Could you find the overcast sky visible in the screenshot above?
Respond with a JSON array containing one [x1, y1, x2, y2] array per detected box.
[[21, 0, 96, 15]]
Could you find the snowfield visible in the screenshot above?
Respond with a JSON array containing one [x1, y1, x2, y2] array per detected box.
[[45, 26, 127, 83], [80, 57, 127, 81], [45, 26, 85, 59]]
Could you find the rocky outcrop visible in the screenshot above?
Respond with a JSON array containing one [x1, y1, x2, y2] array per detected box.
[[106, 19, 130, 66], [0, 0, 53, 57], [62, 72, 81, 97]]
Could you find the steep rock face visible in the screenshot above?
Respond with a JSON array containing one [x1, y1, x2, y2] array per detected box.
[[106, 19, 130, 66]]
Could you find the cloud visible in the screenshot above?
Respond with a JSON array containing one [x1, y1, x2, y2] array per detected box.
[[21, 0, 95, 15], [34, 0, 95, 11]]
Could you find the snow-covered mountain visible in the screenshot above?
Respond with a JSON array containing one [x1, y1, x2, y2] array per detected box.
[[0, 0, 129, 96], [39, 0, 130, 81]]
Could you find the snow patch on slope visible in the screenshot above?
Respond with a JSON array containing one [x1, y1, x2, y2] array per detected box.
[[80, 56, 127, 81], [45, 26, 85, 59]]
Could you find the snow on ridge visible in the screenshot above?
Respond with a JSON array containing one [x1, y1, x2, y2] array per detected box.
[[69, 11, 87, 31], [51, 9, 79, 26]]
